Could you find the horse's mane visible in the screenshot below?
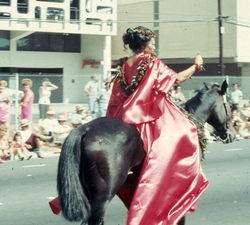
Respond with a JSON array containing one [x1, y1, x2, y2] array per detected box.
[[185, 88, 209, 114]]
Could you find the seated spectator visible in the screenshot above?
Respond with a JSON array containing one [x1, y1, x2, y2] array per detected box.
[[241, 103, 250, 121], [0, 124, 10, 163], [70, 105, 91, 127], [203, 123, 216, 143], [54, 115, 72, 145], [231, 109, 250, 139], [10, 132, 32, 160], [171, 85, 186, 107], [39, 110, 60, 136], [20, 119, 52, 158], [240, 103, 250, 135]]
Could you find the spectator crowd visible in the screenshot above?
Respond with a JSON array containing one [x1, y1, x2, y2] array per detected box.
[[1, 76, 249, 163], [0, 76, 111, 163]]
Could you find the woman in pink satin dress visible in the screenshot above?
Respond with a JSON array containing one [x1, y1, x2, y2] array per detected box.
[[106, 26, 209, 225], [20, 79, 34, 122], [0, 80, 12, 126]]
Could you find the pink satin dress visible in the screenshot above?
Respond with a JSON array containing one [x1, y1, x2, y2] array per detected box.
[[0, 92, 10, 124], [106, 55, 209, 225], [20, 89, 34, 122]]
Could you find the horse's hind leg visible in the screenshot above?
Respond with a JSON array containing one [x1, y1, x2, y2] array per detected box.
[[87, 198, 108, 225]]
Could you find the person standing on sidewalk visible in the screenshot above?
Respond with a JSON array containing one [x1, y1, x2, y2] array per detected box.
[[228, 83, 243, 110], [84, 74, 99, 119], [97, 81, 111, 117], [20, 79, 34, 122], [38, 78, 58, 119], [0, 80, 12, 128]]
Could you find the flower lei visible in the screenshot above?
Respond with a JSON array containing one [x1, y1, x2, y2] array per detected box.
[[115, 52, 156, 96], [177, 106, 208, 160]]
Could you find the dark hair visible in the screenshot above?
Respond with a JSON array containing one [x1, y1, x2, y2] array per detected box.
[[122, 26, 156, 54], [173, 85, 181, 91], [43, 78, 50, 82], [13, 132, 21, 141]]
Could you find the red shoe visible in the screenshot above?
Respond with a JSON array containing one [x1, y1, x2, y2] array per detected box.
[[49, 197, 61, 215]]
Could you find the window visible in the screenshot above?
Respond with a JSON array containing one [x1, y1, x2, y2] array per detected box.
[[17, 32, 80, 52], [37, 0, 64, 2], [0, 31, 10, 50]]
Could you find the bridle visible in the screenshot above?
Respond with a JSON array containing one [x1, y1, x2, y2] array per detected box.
[[222, 94, 231, 130], [217, 94, 234, 143]]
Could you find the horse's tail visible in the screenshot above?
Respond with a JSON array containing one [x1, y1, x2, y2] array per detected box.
[[57, 125, 90, 222]]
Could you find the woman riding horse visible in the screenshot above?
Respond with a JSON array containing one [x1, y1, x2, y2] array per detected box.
[[50, 26, 209, 225], [105, 26, 209, 225]]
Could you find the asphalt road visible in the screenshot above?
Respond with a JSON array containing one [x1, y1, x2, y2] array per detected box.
[[0, 139, 250, 225]]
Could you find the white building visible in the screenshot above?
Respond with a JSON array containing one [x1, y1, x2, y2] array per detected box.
[[113, 0, 250, 77], [0, 0, 117, 103]]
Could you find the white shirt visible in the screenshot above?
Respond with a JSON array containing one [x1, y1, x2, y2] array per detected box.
[[229, 90, 243, 104], [20, 129, 32, 143], [39, 118, 61, 133], [84, 80, 98, 97], [38, 87, 53, 104]]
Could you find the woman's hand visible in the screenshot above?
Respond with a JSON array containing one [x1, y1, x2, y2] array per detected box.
[[175, 53, 204, 83], [194, 53, 203, 66]]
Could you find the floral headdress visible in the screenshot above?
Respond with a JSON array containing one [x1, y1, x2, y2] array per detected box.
[[132, 28, 156, 38]]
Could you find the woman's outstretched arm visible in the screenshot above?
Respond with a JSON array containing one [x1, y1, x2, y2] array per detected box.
[[175, 53, 203, 84]]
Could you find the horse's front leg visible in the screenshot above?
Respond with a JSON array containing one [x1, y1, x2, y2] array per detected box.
[[81, 221, 104, 225], [177, 216, 185, 225]]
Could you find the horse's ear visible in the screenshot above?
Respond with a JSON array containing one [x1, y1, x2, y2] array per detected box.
[[203, 82, 209, 90], [219, 80, 228, 95]]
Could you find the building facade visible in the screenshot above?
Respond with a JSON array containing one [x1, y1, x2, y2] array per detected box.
[[113, 0, 250, 78], [0, 0, 117, 103]]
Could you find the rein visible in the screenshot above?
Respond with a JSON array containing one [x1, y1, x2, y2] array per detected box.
[[222, 95, 231, 129]]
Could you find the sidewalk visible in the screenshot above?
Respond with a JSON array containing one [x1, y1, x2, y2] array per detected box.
[[39, 144, 61, 158]]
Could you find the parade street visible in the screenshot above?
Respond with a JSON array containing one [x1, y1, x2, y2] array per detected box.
[[0, 140, 250, 225]]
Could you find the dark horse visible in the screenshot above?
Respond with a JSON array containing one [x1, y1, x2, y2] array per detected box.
[[57, 80, 233, 225]]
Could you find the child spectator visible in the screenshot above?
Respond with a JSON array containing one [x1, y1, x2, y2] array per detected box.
[[0, 124, 10, 163], [20, 119, 52, 158], [10, 132, 32, 160]]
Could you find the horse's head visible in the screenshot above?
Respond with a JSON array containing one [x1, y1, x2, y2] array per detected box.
[[206, 80, 235, 143]]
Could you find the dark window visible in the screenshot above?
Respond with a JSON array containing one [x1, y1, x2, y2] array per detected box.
[[0, 1, 10, 6], [0, 30, 10, 50], [18, 0, 28, 14], [154, 30, 159, 54], [37, 0, 64, 2], [17, 32, 80, 52], [154, 0, 159, 27]]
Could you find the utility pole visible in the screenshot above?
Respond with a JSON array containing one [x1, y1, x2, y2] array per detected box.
[[218, 0, 225, 76]]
